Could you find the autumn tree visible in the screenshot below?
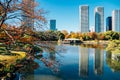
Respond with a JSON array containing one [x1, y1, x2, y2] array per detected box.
[[0, 0, 62, 78], [61, 30, 69, 38], [0, 0, 46, 28], [0, 0, 46, 43]]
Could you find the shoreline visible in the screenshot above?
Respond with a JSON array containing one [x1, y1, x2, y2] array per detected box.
[[82, 40, 109, 45]]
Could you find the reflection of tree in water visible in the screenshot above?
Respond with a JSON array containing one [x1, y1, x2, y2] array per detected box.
[[40, 51, 60, 73], [18, 43, 64, 80], [0, 49, 62, 80], [16, 51, 61, 80], [80, 44, 106, 49], [106, 51, 120, 72]]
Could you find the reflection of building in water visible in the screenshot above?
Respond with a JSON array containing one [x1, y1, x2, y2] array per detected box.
[[79, 46, 89, 77], [49, 52, 56, 61], [94, 48, 104, 75]]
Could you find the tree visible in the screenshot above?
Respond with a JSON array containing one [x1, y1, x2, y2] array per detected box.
[[61, 30, 68, 38], [0, 0, 46, 28], [70, 31, 76, 38], [58, 33, 65, 40], [0, 1, 62, 78], [75, 32, 81, 39], [0, 0, 46, 43]]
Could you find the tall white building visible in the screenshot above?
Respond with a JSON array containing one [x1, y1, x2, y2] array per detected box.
[[79, 5, 89, 33], [95, 7, 104, 33], [112, 10, 120, 32]]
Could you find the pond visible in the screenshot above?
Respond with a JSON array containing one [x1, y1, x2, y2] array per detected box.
[[18, 44, 120, 80]]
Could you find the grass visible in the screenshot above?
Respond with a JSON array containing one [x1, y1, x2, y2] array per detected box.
[[0, 51, 26, 65]]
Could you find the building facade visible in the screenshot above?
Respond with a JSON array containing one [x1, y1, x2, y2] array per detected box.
[[106, 17, 112, 31], [50, 20, 56, 31], [112, 10, 120, 32], [22, 0, 34, 30], [95, 7, 104, 33], [80, 5, 89, 33]]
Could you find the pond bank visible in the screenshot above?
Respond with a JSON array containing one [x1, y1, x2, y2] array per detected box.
[[0, 51, 26, 79], [83, 40, 109, 45]]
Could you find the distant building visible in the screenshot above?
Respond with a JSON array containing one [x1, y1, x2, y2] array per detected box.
[[79, 5, 89, 33], [22, 0, 34, 30], [106, 17, 112, 31], [112, 10, 120, 32], [50, 20, 56, 31], [90, 26, 95, 32], [95, 7, 104, 33]]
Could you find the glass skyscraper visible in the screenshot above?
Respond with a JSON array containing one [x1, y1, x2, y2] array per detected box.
[[106, 17, 112, 31], [112, 10, 120, 32], [95, 7, 104, 33], [50, 20, 56, 31], [79, 5, 89, 33]]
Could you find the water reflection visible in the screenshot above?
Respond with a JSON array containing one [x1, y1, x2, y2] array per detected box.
[[94, 48, 104, 75], [48, 51, 59, 72], [16, 44, 120, 80], [49, 52, 56, 61], [79, 46, 89, 77], [106, 51, 120, 72]]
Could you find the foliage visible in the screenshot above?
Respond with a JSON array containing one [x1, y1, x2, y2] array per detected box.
[[106, 40, 120, 53], [59, 33, 65, 40], [0, 0, 61, 79], [0, 0, 46, 28], [106, 52, 120, 71], [80, 44, 105, 49], [37, 30, 64, 41], [64, 31, 120, 41], [61, 30, 68, 37]]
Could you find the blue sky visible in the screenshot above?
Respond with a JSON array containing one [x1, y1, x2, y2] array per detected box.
[[37, 0, 120, 32]]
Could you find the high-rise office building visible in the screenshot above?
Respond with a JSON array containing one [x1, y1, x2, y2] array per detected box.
[[79, 5, 89, 33], [95, 7, 104, 33], [112, 10, 120, 32], [22, 0, 34, 30], [106, 17, 112, 31], [50, 20, 56, 31]]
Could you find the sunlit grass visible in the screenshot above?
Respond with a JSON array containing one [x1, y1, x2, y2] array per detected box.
[[0, 51, 26, 65]]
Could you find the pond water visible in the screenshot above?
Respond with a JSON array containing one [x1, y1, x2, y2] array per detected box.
[[22, 44, 120, 80]]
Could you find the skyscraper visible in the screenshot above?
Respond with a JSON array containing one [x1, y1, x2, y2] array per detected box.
[[95, 7, 104, 33], [112, 10, 120, 32], [106, 17, 112, 31], [80, 5, 89, 33], [22, 0, 34, 30], [50, 20, 56, 31]]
